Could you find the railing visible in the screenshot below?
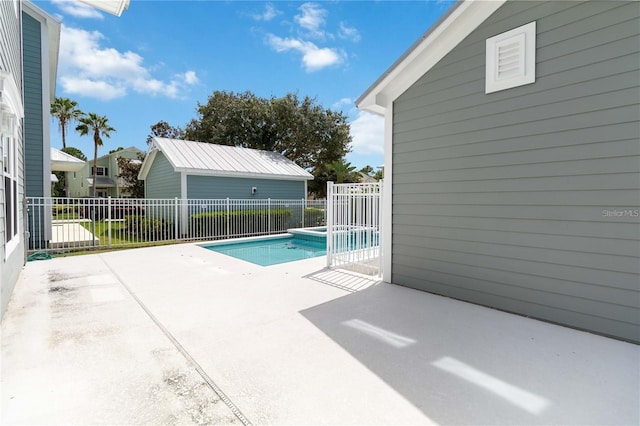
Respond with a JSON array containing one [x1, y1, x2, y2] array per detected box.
[[326, 182, 382, 276], [26, 197, 326, 253]]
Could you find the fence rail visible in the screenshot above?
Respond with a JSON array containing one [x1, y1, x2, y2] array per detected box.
[[27, 197, 326, 253]]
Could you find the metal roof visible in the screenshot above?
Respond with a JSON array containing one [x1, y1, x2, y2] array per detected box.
[[87, 177, 116, 187], [139, 138, 313, 181]]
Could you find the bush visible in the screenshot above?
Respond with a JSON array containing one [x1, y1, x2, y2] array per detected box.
[[190, 208, 293, 238], [304, 207, 325, 226], [125, 215, 173, 241]]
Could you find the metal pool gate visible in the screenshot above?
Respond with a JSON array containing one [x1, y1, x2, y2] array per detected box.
[[326, 181, 382, 276]]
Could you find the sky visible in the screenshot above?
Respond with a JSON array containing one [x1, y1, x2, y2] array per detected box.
[[36, 0, 455, 171]]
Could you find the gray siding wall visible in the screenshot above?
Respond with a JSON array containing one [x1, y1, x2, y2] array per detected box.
[[22, 13, 46, 248], [22, 13, 43, 198], [0, 0, 24, 320], [392, 0, 640, 342], [144, 152, 181, 199], [187, 175, 305, 200]]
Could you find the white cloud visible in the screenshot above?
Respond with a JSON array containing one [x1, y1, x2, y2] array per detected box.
[[52, 0, 103, 19], [252, 3, 280, 21], [349, 111, 384, 155], [294, 3, 327, 39], [332, 98, 352, 110], [338, 22, 360, 42], [266, 34, 344, 72], [60, 77, 125, 100], [180, 71, 199, 85], [58, 25, 198, 100]]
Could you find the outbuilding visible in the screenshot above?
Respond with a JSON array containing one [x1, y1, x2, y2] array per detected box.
[[139, 138, 313, 200]]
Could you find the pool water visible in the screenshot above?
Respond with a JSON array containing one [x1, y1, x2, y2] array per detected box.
[[202, 236, 326, 266]]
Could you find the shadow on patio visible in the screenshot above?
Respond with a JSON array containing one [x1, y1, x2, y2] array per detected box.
[[300, 282, 639, 425]]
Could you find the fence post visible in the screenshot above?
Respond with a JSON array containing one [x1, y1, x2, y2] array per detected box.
[[226, 197, 230, 238], [107, 196, 112, 248], [301, 198, 305, 228], [268, 198, 271, 234], [326, 181, 334, 267], [174, 197, 179, 241]]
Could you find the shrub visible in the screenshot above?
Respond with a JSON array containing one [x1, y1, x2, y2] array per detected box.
[[125, 215, 173, 241], [304, 207, 325, 226], [190, 208, 293, 238]]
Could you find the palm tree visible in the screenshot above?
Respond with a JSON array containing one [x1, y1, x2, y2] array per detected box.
[[51, 97, 83, 149], [327, 160, 359, 184], [76, 113, 116, 197]]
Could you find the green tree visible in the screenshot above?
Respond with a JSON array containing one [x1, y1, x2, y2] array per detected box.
[[50, 97, 83, 149], [146, 120, 185, 145], [310, 160, 361, 197], [117, 153, 145, 198], [76, 113, 115, 197], [327, 160, 359, 184], [360, 165, 374, 176], [52, 147, 87, 197], [184, 91, 351, 191]]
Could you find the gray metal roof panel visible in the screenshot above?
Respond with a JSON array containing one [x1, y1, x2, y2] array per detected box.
[[153, 138, 313, 180]]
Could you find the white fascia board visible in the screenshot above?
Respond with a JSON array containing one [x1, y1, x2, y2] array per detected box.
[[137, 148, 157, 180], [77, 0, 130, 16], [180, 168, 314, 181], [22, 1, 61, 99], [0, 71, 24, 119], [357, 0, 505, 114]]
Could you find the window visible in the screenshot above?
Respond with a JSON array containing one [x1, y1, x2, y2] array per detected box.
[[485, 21, 536, 94], [2, 114, 18, 252], [92, 166, 108, 176]]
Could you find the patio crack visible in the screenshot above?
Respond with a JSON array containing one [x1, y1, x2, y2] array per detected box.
[[99, 256, 252, 426]]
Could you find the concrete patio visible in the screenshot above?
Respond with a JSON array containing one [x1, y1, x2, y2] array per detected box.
[[1, 243, 638, 425]]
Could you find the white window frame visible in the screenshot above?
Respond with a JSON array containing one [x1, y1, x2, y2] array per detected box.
[[2, 113, 19, 256], [485, 21, 536, 94], [93, 166, 108, 176]]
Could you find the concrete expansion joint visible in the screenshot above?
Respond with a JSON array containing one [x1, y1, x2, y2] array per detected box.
[[98, 255, 252, 426]]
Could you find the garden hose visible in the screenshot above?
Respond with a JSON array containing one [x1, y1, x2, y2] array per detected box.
[[27, 251, 54, 261]]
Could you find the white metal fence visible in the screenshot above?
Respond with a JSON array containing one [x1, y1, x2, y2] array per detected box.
[[26, 197, 326, 253], [326, 181, 382, 276]]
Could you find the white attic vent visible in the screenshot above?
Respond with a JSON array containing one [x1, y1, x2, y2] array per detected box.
[[486, 21, 536, 94]]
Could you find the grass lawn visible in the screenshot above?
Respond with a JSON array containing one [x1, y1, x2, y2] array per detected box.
[[81, 220, 143, 246]]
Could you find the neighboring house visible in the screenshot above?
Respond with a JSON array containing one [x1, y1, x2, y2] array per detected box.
[[1, 1, 60, 319], [357, 0, 639, 343], [139, 138, 313, 200], [50, 147, 85, 196], [66, 146, 143, 198], [358, 172, 377, 184]]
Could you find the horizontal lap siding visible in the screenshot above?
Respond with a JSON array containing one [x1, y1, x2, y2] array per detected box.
[[186, 175, 305, 200], [145, 152, 181, 199], [22, 14, 46, 249], [392, 0, 640, 342], [0, 0, 24, 320]]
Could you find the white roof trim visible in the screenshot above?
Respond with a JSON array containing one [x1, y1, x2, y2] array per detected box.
[[77, 0, 130, 16], [0, 70, 24, 119], [23, 1, 61, 99], [356, 0, 505, 115]]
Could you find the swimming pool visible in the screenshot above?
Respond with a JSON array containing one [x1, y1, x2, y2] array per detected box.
[[202, 235, 326, 266]]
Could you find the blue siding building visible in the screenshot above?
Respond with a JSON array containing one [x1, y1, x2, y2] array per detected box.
[[139, 138, 313, 200]]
